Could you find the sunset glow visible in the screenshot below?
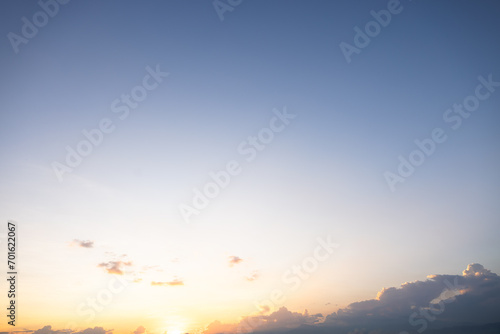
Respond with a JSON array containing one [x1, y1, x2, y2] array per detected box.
[[1, 1, 500, 334]]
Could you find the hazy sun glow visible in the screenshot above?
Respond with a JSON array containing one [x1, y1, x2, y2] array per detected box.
[[163, 317, 188, 334], [166, 327, 184, 334]]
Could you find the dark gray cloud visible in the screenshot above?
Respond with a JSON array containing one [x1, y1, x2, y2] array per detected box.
[[204, 264, 500, 334], [205, 307, 323, 334], [324, 263, 500, 332]]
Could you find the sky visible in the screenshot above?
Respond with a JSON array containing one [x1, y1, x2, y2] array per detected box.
[[0, 0, 500, 334]]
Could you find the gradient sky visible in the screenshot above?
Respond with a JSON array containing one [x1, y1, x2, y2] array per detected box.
[[1, 1, 500, 334]]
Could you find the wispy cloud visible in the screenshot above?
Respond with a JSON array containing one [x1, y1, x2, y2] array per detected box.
[[97, 261, 132, 275], [151, 278, 184, 286], [71, 239, 94, 248], [246, 271, 259, 282], [140, 265, 162, 273], [228, 256, 243, 267]]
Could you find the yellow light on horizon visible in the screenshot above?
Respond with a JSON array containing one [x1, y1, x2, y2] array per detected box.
[[162, 317, 188, 334]]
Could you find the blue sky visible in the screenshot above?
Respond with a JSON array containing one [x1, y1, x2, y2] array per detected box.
[[1, 0, 500, 333]]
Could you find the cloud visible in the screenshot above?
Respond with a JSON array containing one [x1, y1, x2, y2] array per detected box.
[[204, 321, 236, 334], [204, 307, 323, 334], [32, 326, 67, 334], [97, 261, 132, 275], [246, 271, 259, 282], [132, 327, 145, 334], [27, 327, 111, 334], [462, 262, 493, 277], [239, 307, 323, 333], [140, 265, 162, 273], [74, 328, 111, 334], [151, 278, 184, 286], [71, 239, 94, 248], [229, 256, 243, 267], [257, 304, 270, 314], [323, 263, 500, 332], [19, 264, 500, 334], [203, 264, 500, 334]]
